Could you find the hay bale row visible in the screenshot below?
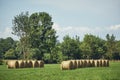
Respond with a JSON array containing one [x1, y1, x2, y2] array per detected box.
[[61, 59, 109, 70], [80, 59, 109, 68], [76, 60, 94, 68], [7, 60, 44, 69], [94, 60, 109, 67], [70, 60, 77, 69]]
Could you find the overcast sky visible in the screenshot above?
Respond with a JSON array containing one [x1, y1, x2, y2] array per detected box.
[[0, 0, 120, 41]]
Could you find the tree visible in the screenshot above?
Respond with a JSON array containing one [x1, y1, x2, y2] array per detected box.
[[29, 12, 57, 60], [114, 40, 120, 59], [105, 34, 116, 59], [80, 34, 106, 59], [80, 42, 91, 59], [0, 37, 16, 59], [43, 41, 63, 63], [12, 12, 30, 59], [61, 35, 81, 60], [0, 38, 4, 59], [12, 12, 57, 60]]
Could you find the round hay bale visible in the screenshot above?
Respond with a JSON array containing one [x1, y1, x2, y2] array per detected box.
[[80, 60, 84, 68], [82, 60, 87, 67], [23, 60, 29, 68], [101, 60, 106, 67], [18, 60, 24, 68], [70, 60, 77, 69], [94, 60, 97, 67], [28, 60, 33, 68], [38, 60, 44, 68], [94, 60, 99, 67], [76, 60, 80, 68], [61, 61, 73, 70], [7, 60, 19, 69], [86, 60, 91, 67], [81, 60, 85, 67], [79, 60, 83, 68], [90, 60, 95, 67], [99, 60, 102, 67], [32, 60, 39, 68], [98, 60, 102, 67], [105, 60, 109, 67]]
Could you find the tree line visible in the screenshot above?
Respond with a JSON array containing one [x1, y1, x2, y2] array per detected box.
[[0, 12, 120, 63]]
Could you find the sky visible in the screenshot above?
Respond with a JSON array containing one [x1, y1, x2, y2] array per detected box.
[[0, 0, 120, 41]]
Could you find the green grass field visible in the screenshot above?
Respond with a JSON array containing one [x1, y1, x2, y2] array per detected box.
[[0, 61, 120, 80]]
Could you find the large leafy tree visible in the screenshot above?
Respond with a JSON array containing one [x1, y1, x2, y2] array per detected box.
[[28, 12, 57, 60], [12, 12, 57, 60], [12, 12, 30, 59]]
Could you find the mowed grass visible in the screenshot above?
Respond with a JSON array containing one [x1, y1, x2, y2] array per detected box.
[[0, 61, 120, 80]]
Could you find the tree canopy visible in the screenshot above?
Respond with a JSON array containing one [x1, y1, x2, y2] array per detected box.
[[12, 12, 57, 60]]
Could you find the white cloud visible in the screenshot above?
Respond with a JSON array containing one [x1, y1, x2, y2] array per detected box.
[[53, 23, 120, 41], [0, 27, 19, 40], [110, 24, 120, 30]]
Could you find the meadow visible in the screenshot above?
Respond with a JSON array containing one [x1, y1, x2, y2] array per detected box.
[[0, 61, 120, 80]]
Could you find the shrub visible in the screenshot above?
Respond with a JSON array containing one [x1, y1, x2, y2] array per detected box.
[[0, 60, 3, 65]]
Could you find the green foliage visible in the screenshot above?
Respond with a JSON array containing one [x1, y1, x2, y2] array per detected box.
[[29, 12, 57, 60], [56, 51, 63, 63], [4, 49, 17, 59], [28, 48, 42, 60], [80, 42, 91, 59], [12, 12, 31, 59], [12, 12, 57, 60], [43, 53, 51, 63], [43, 44, 63, 63], [0, 60, 3, 65], [61, 35, 81, 60], [105, 34, 117, 59], [114, 41, 120, 59], [0, 37, 16, 59], [0, 62, 120, 80], [15, 41, 24, 59], [80, 34, 107, 59]]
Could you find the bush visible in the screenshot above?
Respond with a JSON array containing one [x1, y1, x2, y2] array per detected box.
[[0, 60, 3, 65], [43, 53, 51, 63]]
